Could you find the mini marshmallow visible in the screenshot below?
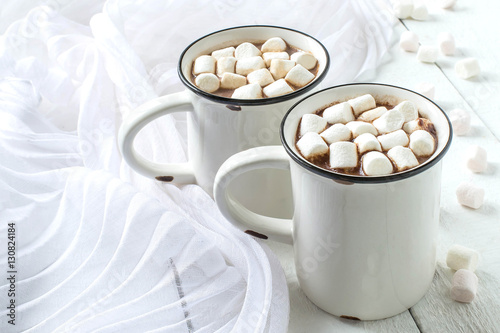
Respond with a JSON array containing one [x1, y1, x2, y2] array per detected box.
[[322, 103, 355, 124], [231, 83, 262, 99], [330, 142, 358, 169], [438, 32, 455, 56], [399, 31, 419, 52], [411, 1, 428, 20], [320, 123, 352, 144], [456, 182, 485, 209], [220, 73, 247, 89], [357, 107, 387, 122], [285, 64, 315, 88], [193, 55, 216, 74], [211, 47, 235, 60], [217, 56, 237, 75], [263, 79, 293, 98], [392, 0, 413, 19], [262, 52, 289, 66], [378, 130, 409, 151], [235, 56, 265, 76], [347, 94, 377, 116], [451, 269, 478, 303], [235, 42, 262, 59], [247, 68, 274, 87], [455, 58, 480, 79], [438, 0, 456, 9], [346, 121, 378, 138], [415, 82, 435, 99], [270, 59, 296, 80], [261, 37, 287, 52], [394, 101, 418, 122], [403, 118, 433, 134], [465, 145, 488, 173], [297, 132, 328, 159], [417, 45, 439, 63], [300, 114, 327, 136], [387, 146, 419, 171], [195, 73, 220, 93], [448, 108, 471, 136], [410, 130, 435, 156], [290, 52, 318, 70], [354, 133, 382, 154], [362, 151, 394, 176], [446, 244, 480, 272], [373, 109, 405, 134]]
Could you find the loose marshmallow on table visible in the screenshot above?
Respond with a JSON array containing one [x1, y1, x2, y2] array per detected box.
[[297, 132, 328, 159], [411, 1, 428, 20], [235, 56, 265, 76], [387, 146, 419, 171], [362, 151, 394, 176], [438, 0, 457, 9], [465, 145, 488, 173], [446, 244, 480, 272], [355, 133, 382, 154], [415, 82, 435, 99], [403, 118, 433, 134], [263, 79, 293, 97], [346, 121, 378, 138], [417, 45, 439, 63], [347, 94, 377, 116], [455, 58, 480, 79], [378, 130, 410, 151], [300, 114, 327, 136], [399, 31, 419, 52], [211, 47, 235, 60], [231, 83, 262, 99], [438, 32, 455, 56], [290, 52, 317, 70], [392, 0, 413, 19], [373, 109, 405, 134], [330, 142, 358, 169], [322, 102, 355, 124], [410, 130, 435, 156], [456, 182, 485, 209], [247, 68, 274, 87], [357, 106, 387, 122], [270, 59, 296, 79], [262, 52, 289, 66], [220, 73, 247, 89], [193, 55, 216, 74], [393, 101, 418, 122], [451, 269, 478, 303], [217, 56, 237, 75], [449, 108, 471, 136], [235, 42, 262, 59], [195, 73, 220, 93], [261, 37, 287, 52], [320, 123, 352, 145], [285, 64, 315, 88]]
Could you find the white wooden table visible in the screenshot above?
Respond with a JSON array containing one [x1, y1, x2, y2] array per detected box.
[[269, 1, 500, 331]]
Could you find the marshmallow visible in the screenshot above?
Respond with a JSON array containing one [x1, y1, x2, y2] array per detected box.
[[216, 56, 237, 75], [446, 244, 480, 272], [261, 37, 287, 52], [297, 132, 328, 159], [346, 121, 378, 138], [465, 145, 488, 173], [262, 52, 289, 66], [263, 79, 293, 98], [220, 73, 247, 89], [235, 56, 265, 76], [290, 52, 318, 70], [329, 142, 358, 169], [322, 102, 355, 124], [392, 0, 413, 19], [451, 269, 478, 303], [438, 0, 456, 9], [320, 123, 352, 145], [347, 94, 377, 116], [269, 59, 296, 80], [373, 109, 405, 134], [211, 47, 235, 60], [387, 146, 419, 171], [231, 83, 262, 99], [195, 73, 220, 93], [415, 82, 435, 100], [362, 151, 394, 176], [285, 64, 315, 88], [411, 1, 429, 20], [354, 133, 382, 154], [456, 182, 485, 209], [393, 101, 418, 123], [378, 130, 410, 151], [410, 130, 435, 156], [300, 114, 328, 136], [357, 106, 387, 122], [399, 31, 419, 52], [455, 58, 480, 79], [448, 108, 471, 136], [247, 68, 274, 87], [417, 45, 439, 63], [438, 32, 455, 56], [235, 42, 262, 59], [403, 118, 433, 134], [193, 55, 216, 75]]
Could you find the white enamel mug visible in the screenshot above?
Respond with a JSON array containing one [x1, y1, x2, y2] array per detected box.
[[214, 83, 452, 320], [118, 25, 330, 209]]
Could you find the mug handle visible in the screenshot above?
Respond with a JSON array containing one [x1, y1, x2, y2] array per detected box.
[[118, 90, 196, 184], [214, 145, 293, 244]]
